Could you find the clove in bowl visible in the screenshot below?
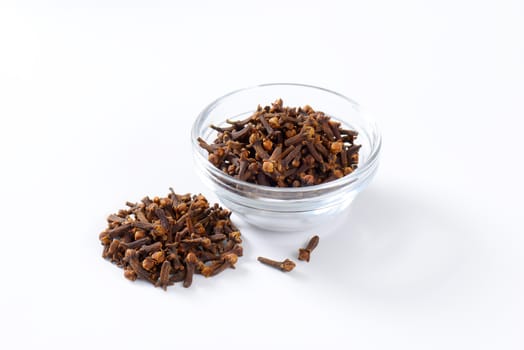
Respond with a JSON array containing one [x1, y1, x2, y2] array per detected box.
[[191, 83, 381, 232]]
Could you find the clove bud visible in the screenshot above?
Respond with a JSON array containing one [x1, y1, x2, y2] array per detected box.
[[298, 235, 320, 262], [257, 256, 296, 272]]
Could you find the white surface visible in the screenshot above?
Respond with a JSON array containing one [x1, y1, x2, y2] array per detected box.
[[1, 1, 523, 349]]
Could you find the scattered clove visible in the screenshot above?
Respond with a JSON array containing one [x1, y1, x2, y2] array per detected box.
[[257, 256, 296, 272], [298, 235, 319, 262], [198, 99, 360, 187], [99, 190, 242, 291]]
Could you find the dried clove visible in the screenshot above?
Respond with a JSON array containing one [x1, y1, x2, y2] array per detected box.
[[198, 99, 360, 187], [183, 252, 198, 288], [99, 189, 242, 291], [210, 253, 239, 276], [156, 260, 172, 291], [257, 256, 296, 272], [298, 235, 319, 262]]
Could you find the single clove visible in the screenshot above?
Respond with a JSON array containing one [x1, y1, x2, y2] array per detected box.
[[210, 253, 239, 276], [298, 235, 320, 262], [156, 260, 172, 291], [257, 256, 296, 272], [183, 252, 198, 288]]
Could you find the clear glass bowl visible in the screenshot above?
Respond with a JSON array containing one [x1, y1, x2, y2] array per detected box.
[[191, 83, 381, 232]]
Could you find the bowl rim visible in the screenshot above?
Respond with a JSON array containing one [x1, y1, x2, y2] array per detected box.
[[191, 82, 381, 195]]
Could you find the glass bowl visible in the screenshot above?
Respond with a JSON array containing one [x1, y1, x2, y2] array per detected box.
[[191, 83, 381, 232]]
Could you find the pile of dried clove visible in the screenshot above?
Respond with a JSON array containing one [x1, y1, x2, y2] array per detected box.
[[198, 99, 360, 187], [99, 189, 242, 290]]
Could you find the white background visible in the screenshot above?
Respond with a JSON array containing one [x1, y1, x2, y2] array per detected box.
[[1, 1, 523, 349]]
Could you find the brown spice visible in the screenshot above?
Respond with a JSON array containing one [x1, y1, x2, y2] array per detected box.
[[210, 253, 239, 276], [198, 99, 360, 187], [257, 256, 296, 272], [298, 235, 319, 262], [99, 190, 242, 290]]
